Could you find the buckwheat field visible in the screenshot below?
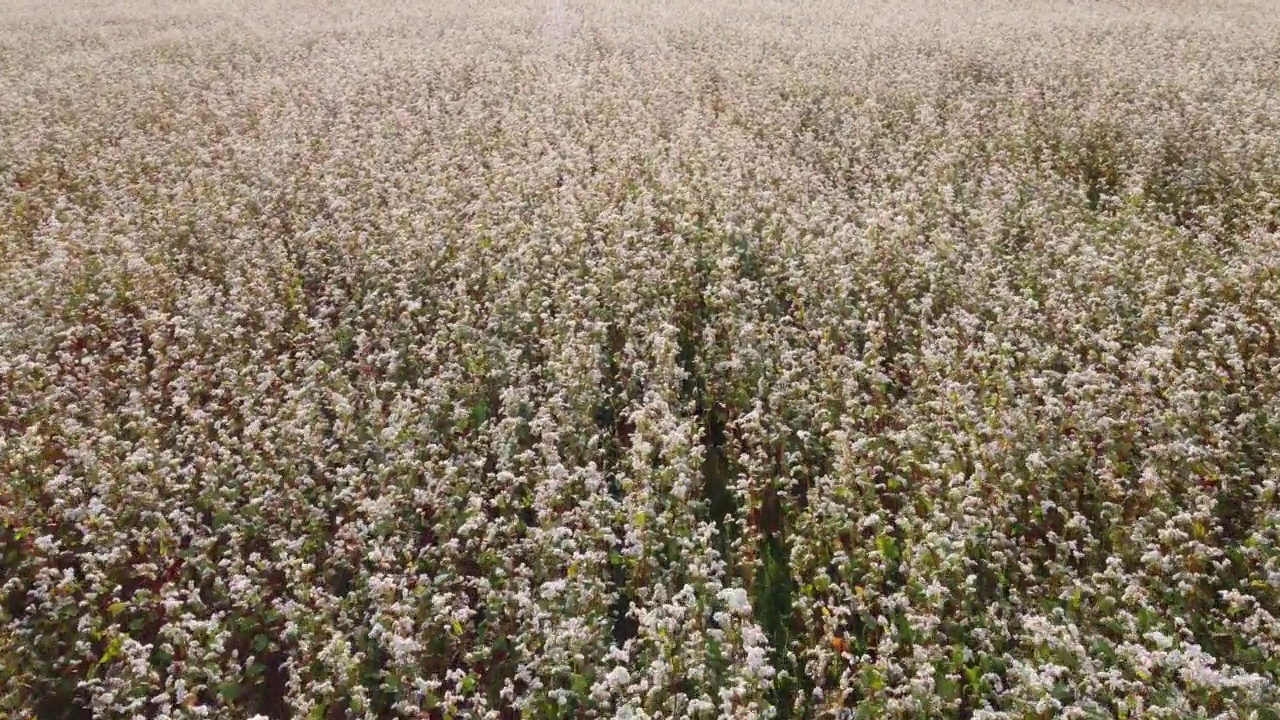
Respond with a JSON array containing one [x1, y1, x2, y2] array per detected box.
[[4, 0, 1280, 717]]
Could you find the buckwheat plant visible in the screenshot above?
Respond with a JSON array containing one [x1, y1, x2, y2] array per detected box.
[[3, 0, 1280, 718]]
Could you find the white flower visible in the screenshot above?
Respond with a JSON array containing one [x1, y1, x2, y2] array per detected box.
[[1145, 631, 1175, 651], [718, 587, 751, 615], [606, 665, 631, 688]]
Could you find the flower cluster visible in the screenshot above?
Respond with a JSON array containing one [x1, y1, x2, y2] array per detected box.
[[3, 0, 1280, 718]]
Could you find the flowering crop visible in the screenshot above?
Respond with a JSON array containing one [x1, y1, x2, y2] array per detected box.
[[3, 0, 1280, 718]]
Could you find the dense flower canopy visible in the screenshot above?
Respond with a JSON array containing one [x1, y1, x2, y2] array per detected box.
[[3, 0, 1280, 718]]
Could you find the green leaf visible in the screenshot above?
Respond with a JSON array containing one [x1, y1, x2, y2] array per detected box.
[[965, 666, 982, 691], [107, 602, 127, 617], [1091, 638, 1116, 662], [252, 634, 269, 653], [875, 535, 898, 562], [471, 402, 488, 427], [96, 635, 124, 670], [866, 668, 886, 692], [218, 681, 242, 703]]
